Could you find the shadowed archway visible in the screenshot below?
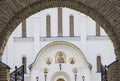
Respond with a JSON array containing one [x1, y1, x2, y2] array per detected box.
[[0, 0, 120, 81]]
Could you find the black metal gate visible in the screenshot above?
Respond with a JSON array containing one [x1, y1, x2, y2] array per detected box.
[[101, 65, 108, 81], [10, 65, 24, 81]]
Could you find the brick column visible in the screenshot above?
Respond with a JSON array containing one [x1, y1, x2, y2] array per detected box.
[[107, 60, 120, 81], [0, 61, 10, 81]]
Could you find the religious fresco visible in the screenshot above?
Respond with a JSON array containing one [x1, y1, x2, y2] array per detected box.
[[55, 51, 66, 63], [46, 58, 52, 65], [69, 57, 76, 64]]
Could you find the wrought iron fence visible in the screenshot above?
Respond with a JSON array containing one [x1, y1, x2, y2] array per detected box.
[[101, 65, 108, 81], [10, 65, 24, 81]]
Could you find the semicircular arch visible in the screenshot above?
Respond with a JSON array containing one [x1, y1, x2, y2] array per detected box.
[[29, 41, 92, 70], [50, 71, 71, 81]]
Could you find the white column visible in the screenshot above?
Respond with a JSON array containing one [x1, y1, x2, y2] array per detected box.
[[80, 17, 87, 54], [33, 18, 40, 55]]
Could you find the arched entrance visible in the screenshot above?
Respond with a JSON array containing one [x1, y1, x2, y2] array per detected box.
[[57, 78, 65, 81], [51, 71, 71, 81], [0, 0, 120, 81]]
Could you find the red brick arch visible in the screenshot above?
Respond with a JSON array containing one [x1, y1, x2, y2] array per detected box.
[[0, 0, 120, 81]]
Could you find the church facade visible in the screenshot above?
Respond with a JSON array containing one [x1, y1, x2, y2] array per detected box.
[[2, 7, 116, 81]]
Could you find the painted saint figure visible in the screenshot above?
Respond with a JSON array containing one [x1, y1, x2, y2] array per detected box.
[[46, 58, 51, 65], [56, 51, 66, 63]]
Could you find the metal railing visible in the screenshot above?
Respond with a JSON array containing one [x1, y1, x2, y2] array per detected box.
[[10, 65, 24, 81], [101, 65, 108, 81]]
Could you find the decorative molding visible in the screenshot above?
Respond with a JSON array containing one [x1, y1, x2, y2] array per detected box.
[[13, 36, 110, 42], [40, 36, 81, 41], [87, 36, 110, 40], [14, 37, 34, 42]]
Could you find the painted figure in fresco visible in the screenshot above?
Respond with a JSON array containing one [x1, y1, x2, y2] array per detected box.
[[57, 52, 65, 63], [46, 58, 51, 65], [70, 58, 75, 64], [70, 57, 76, 64]]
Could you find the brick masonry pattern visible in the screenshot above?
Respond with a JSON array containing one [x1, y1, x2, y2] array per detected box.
[[0, 0, 120, 81]]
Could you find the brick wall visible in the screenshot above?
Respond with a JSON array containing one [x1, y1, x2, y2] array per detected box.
[[107, 60, 120, 81], [0, 0, 120, 81], [0, 61, 10, 81]]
